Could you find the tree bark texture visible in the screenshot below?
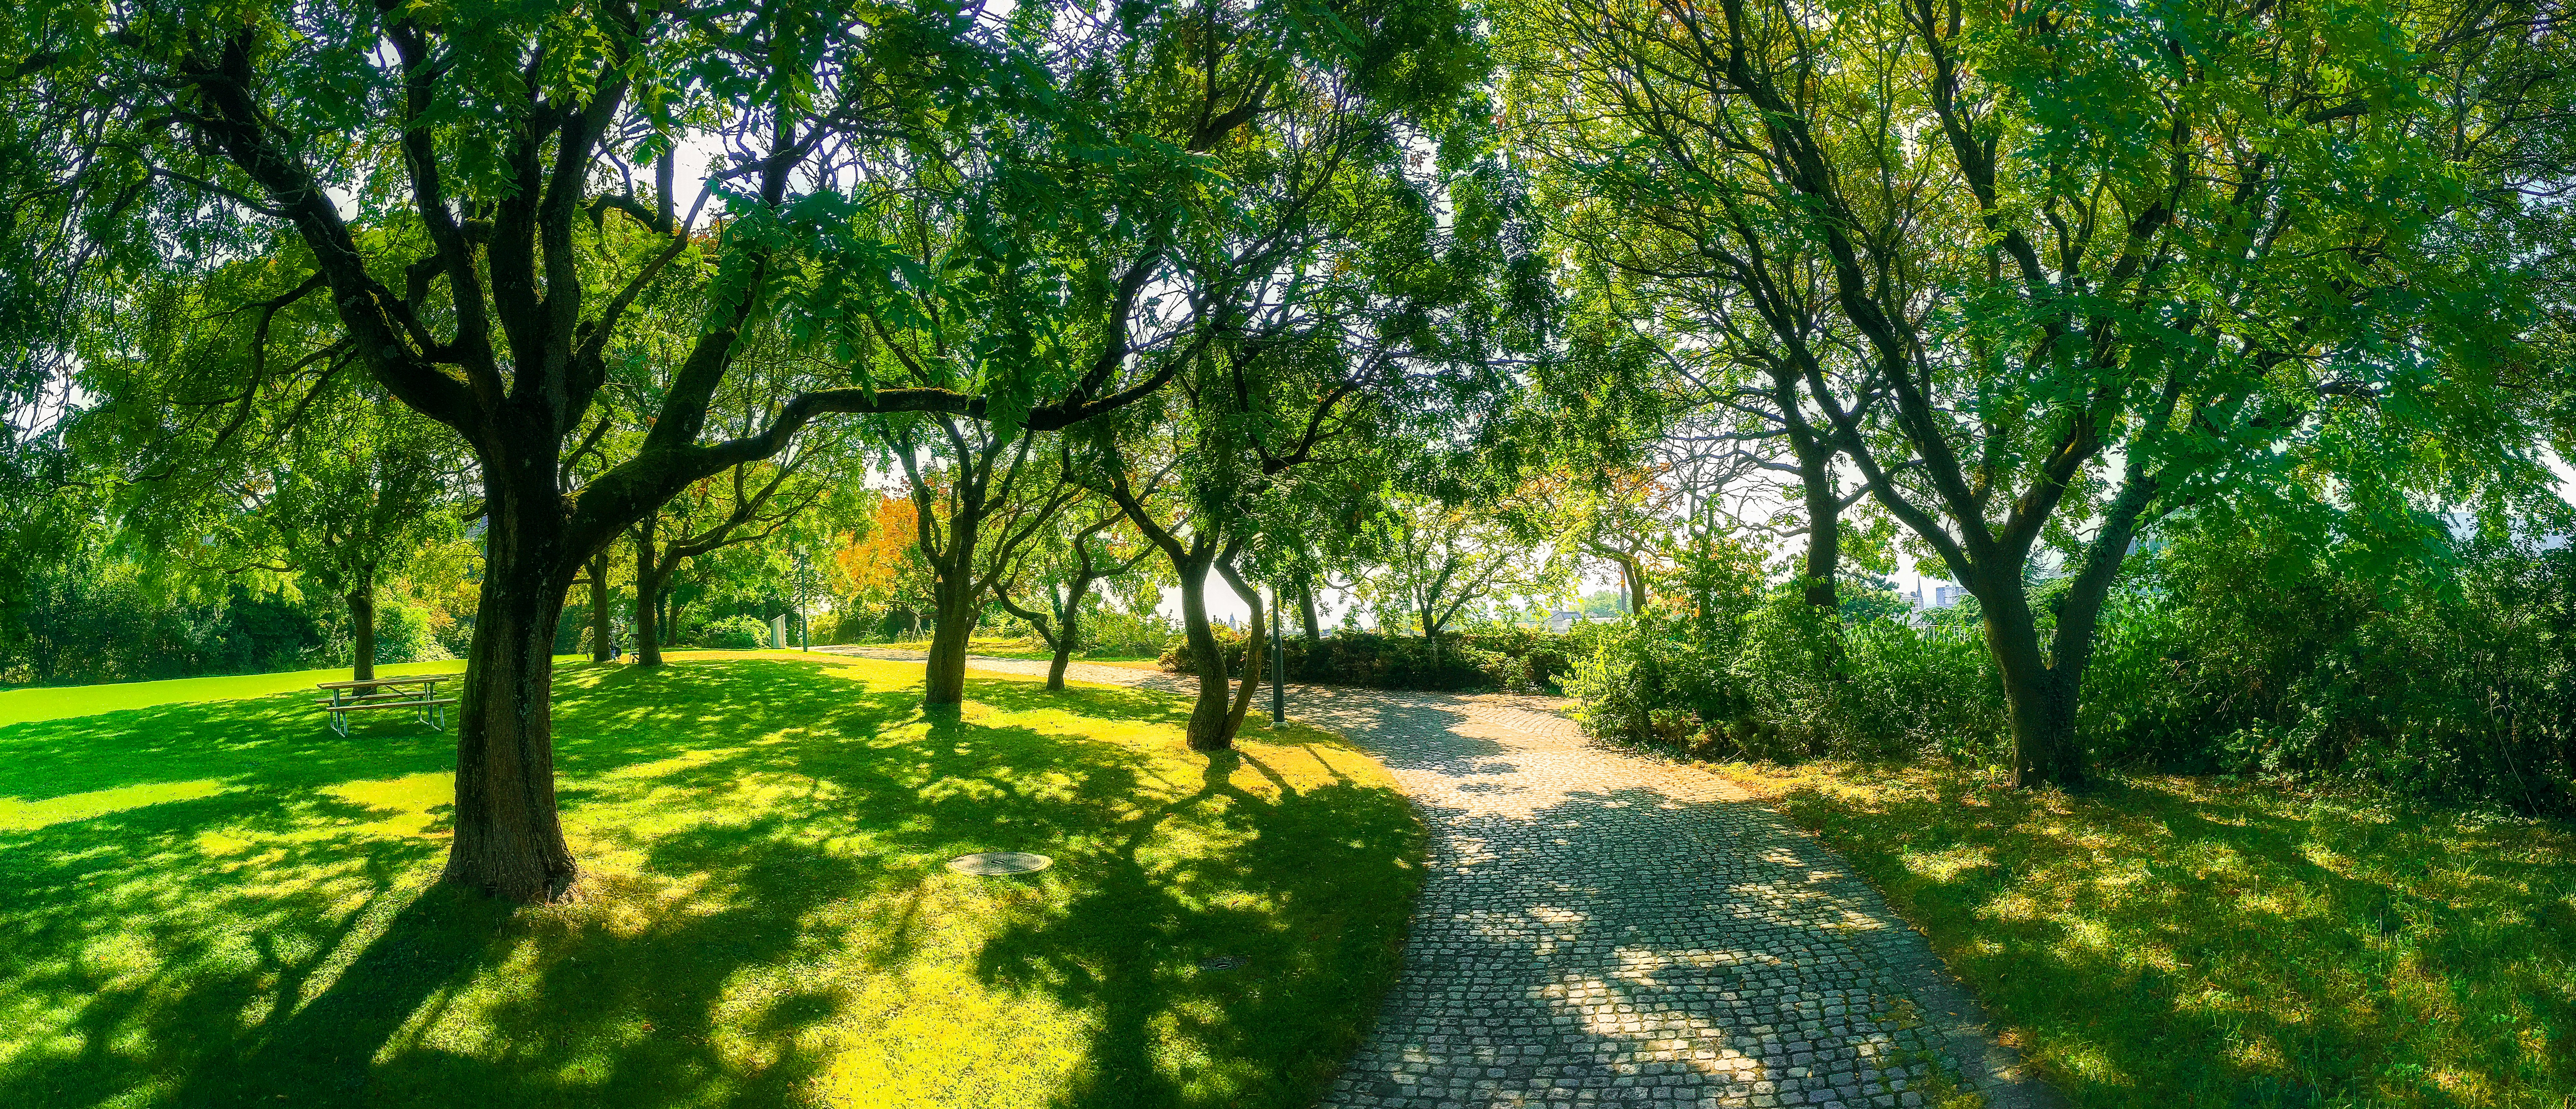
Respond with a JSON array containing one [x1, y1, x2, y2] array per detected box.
[[347, 578, 377, 682], [1216, 560, 1267, 739], [443, 494, 580, 902], [923, 561, 980, 707], [1173, 555, 1239, 750], [588, 550, 614, 662], [1786, 413, 1842, 610], [633, 517, 664, 667]]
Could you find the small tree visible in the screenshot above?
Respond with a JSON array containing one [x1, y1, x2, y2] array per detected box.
[[1362, 494, 1554, 661], [994, 505, 1152, 690]]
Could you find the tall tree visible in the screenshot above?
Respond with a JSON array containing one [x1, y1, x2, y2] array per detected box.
[[1501, 0, 2574, 786], [842, 0, 1490, 707], [8, 4, 1179, 900], [877, 419, 1079, 689], [64, 262, 473, 682]]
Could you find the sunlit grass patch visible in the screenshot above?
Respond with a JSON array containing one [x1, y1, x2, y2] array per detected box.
[[1719, 761, 2576, 1108], [0, 653, 1423, 1109]]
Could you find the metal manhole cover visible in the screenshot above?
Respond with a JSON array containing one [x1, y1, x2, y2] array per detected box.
[[1196, 956, 1248, 972], [947, 851, 1052, 876]]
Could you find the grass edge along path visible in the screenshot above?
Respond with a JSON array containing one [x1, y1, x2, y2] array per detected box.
[[0, 650, 1426, 1109], [1714, 761, 2576, 1109], [877, 636, 1166, 669]]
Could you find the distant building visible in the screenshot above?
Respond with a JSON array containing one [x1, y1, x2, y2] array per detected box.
[[1913, 582, 1968, 609]]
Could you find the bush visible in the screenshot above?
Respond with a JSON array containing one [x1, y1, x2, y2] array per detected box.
[[1079, 608, 1176, 658], [698, 614, 772, 650], [1568, 594, 2010, 767], [1567, 523, 2575, 815], [372, 604, 454, 664], [1159, 628, 1576, 693], [2078, 525, 2574, 813]]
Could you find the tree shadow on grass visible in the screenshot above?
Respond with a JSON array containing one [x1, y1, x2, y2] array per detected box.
[[0, 654, 1429, 1109], [1769, 771, 2576, 1108], [973, 745, 1426, 1109]]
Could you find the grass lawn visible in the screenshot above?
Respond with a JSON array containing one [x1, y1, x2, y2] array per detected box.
[[0, 659, 537, 728], [0, 649, 1423, 1108], [1720, 762, 2576, 1108], [874, 637, 1167, 669]]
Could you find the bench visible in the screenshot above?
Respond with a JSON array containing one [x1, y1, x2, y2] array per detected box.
[[316, 674, 461, 737]]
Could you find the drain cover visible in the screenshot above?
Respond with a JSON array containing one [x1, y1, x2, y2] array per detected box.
[[1196, 955, 1248, 972], [947, 851, 1051, 876]]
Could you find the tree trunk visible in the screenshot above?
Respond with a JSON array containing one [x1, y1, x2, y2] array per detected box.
[[919, 498, 984, 705], [1047, 583, 1083, 692], [1225, 585, 1266, 737], [1297, 581, 1321, 643], [1175, 556, 1236, 750], [588, 550, 613, 663], [1600, 552, 1648, 615], [444, 504, 580, 902], [923, 572, 978, 707], [634, 517, 665, 668], [348, 577, 377, 682], [1970, 572, 2086, 789], [1792, 433, 1842, 611]]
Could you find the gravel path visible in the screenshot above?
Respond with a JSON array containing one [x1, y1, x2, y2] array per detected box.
[[825, 647, 2057, 1109]]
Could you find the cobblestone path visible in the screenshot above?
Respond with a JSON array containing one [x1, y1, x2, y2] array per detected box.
[[826, 648, 2056, 1109]]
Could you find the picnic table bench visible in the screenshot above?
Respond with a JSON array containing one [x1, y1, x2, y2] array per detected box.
[[315, 674, 460, 737]]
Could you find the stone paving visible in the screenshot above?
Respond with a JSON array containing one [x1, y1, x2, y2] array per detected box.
[[826, 647, 2058, 1109]]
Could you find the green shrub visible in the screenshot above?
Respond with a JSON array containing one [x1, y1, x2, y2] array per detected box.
[[1080, 609, 1176, 658], [2080, 525, 2574, 813], [698, 615, 771, 650], [1570, 592, 2010, 767], [1568, 522, 2574, 814], [371, 604, 454, 664], [1563, 617, 1742, 751]]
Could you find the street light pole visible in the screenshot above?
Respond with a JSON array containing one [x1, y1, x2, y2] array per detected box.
[[1270, 585, 1285, 726]]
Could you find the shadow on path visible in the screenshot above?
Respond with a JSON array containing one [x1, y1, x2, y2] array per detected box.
[[825, 646, 2061, 1109]]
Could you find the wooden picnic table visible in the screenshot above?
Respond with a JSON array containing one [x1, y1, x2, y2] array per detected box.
[[315, 673, 461, 736]]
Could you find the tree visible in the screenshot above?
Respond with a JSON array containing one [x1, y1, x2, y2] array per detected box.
[[259, 401, 468, 681], [872, 419, 1080, 704], [993, 503, 1151, 690], [61, 261, 474, 682], [1501, 0, 2574, 786], [835, 494, 938, 638], [633, 456, 831, 666], [838, 0, 1491, 708], [1362, 493, 1553, 659], [9, 3, 1210, 900], [1091, 124, 1542, 750]]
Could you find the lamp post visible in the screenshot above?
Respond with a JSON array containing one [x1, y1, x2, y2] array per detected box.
[[1270, 585, 1285, 725]]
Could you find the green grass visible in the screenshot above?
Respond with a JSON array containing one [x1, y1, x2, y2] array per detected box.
[[0, 659, 547, 727], [1720, 762, 2576, 1108], [0, 649, 1424, 1108]]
